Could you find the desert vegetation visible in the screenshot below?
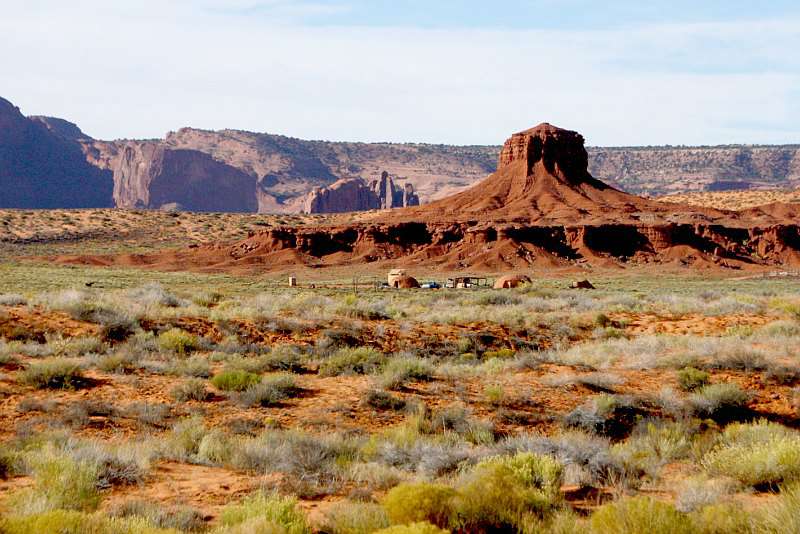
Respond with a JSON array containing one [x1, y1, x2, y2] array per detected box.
[[2, 270, 800, 532]]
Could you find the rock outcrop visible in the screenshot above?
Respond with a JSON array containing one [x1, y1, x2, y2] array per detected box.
[[29, 116, 93, 141], [369, 171, 420, 209], [299, 178, 378, 214], [95, 141, 258, 212], [70, 123, 800, 273], [0, 97, 113, 208], [297, 172, 419, 214]]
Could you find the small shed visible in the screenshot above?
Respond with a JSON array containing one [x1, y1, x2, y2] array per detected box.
[[493, 274, 532, 289], [288, 275, 297, 287], [393, 275, 420, 289], [387, 268, 407, 287], [445, 276, 489, 289]]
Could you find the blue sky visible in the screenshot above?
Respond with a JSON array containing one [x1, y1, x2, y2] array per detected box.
[[228, 1, 800, 30], [3, 1, 799, 146]]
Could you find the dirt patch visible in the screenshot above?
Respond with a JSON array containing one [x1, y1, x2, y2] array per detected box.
[[0, 305, 99, 341]]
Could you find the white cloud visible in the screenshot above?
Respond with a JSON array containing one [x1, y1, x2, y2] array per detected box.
[[1, 2, 798, 145]]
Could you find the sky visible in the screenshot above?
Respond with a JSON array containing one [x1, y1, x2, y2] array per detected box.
[[2, 1, 800, 146]]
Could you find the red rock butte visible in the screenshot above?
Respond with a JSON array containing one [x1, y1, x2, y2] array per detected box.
[[392, 122, 669, 223], [55, 123, 800, 273]]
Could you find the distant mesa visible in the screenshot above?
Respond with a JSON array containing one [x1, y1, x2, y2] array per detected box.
[[1, 95, 799, 211]]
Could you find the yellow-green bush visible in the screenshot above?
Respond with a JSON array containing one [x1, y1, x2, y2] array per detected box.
[[483, 348, 516, 360], [321, 501, 390, 534], [9, 446, 100, 513], [319, 347, 385, 377], [373, 522, 449, 534], [157, 328, 199, 354], [760, 484, 800, 534], [211, 369, 261, 392], [453, 452, 563, 531], [218, 492, 309, 534], [382, 482, 456, 528], [0, 510, 179, 534], [18, 358, 85, 389], [212, 517, 286, 534], [702, 420, 800, 487], [612, 421, 693, 477], [690, 503, 756, 534], [677, 367, 710, 391], [590, 497, 692, 534]]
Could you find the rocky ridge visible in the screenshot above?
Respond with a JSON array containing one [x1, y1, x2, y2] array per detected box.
[[297, 172, 419, 214], [2, 95, 800, 212], [61, 123, 800, 273]]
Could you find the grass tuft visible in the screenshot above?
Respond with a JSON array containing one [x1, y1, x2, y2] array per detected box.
[[19, 358, 86, 390]]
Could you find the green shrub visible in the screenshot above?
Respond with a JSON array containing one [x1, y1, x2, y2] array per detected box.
[[109, 499, 205, 532], [453, 452, 563, 530], [677, 367, 710, 391], [0, 510, 179, 534], [380, 356, 434, 390], [374, 523, 449, 534], [543, 510, 587, 534], [18, 358, 86, 389], [218, 492, 309, 534], [760, 484, 800, 533], [319, 347, 386, 377], [612, 421, 693, 477], [361, 389, 406, 411], [166, 417, 208, 459], [690, 383, 750, 417], [322, 501, 390, 534], [594, 313, 612, 327], [483, 348, 516, 360], [169, 356, 211, 378], [157, 328, 200, 354], [213, 517, 286, 534], [236, 373, 298, 407], [197, 431, 235, 465], [16, 445, 100, 512], [484, 384, 506, 406], [0, 443, 18, 479], [589, 497, 692, 534], [55, 336, 106, 357], [170, 378, 210, 402], [211, 369, 261, 392], [689, 503, 755, 534], [702, 420, 800, 487], [97, 353, 136, 374], [421, 405, 495, 445], [383, 482, 457, 528]]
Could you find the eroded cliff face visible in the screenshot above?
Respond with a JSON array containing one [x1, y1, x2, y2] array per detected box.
[[297, 172, 420, 214], [103, 141, 257, 212], [0, 98, 113, 209], [157, 127, 494, 203]]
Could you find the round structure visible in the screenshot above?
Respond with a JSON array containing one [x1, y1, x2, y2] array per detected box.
[[494, 274, 532, 289], [393, 275, 420, 289]]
